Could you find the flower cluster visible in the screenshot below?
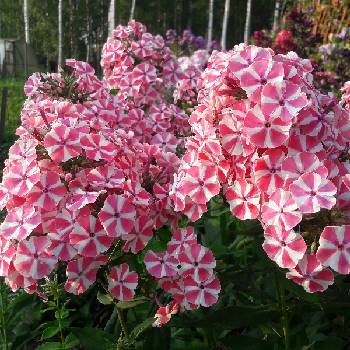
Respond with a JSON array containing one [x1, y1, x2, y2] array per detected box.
[[165, 29, 219, 55], [174, 49, 209, 108], [171, 44, 350, 293], [146, 226, 220, 326], [101, 21, 190, 146], [0, 57, 187, 297]]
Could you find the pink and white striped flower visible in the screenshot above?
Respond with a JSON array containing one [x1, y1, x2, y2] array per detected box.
[[27, 172, 67, 210], [253, 149, 285, 194], [244, 104, 291, 148], [261, 189, 302, 230], [69, 215, 113, 257], [144, 250, 178, 279], [184, 275, 221, 307], [0, 204, 41, 241], [43, 124, 82, 163], [181, 165, 220, 205], [316, 225, 350, 274], [281, 152, 328, 189], [3, 161, 40, 197], [87, 165, 125, 189], [65, 255, 108, 295], [290, 173, 337, 213], [108, 263, 138, 301], [179, 244, 216, 282], [261, 81, 307, 122], [132, 62, 157, 83], [286, 254, 334, 293], [81, 134, 117, 162], [166, 227, 197, 256], [225, 179, 261, 220], [0, 238, 16, 277], [240, 59, 284, 102], [98, 194, 136, 237], [262, 225, 306, 268], [14, 236, 57, 280], [122, 215, 154, 254], [66, 189, 103, 212]]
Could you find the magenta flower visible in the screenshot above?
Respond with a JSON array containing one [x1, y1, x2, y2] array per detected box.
[[286, 254, 334, 293], [184, 275, 221, 307], [225, 179, 261, 220], [261, 189, 302, 230], [316, 225, 350, 274], [108, 263, 138, 301], [261, 81, 307, 122], [14, 236, 57, 280], [262, 225, 306, 268], [290, 173, 336, 213], [98, 195, 136, 237]]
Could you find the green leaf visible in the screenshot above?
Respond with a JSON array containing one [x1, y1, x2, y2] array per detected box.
[[97, 291, 113, 305], [220, 335, 274, 350], [171, 305, 279, 330], [41, 324, 60, 340], [36, 342, 62, 350], [63, 332, 80, 348], [70, 327, 115, 350], [116, 297, 149, 310], [55, 309, 69, 320], [130, 317, 155, 340]]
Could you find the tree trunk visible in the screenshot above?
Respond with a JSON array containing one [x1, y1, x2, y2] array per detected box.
[[58, 0, 63, 67], [86, 0, 91, 63], [207, 0, 214, 51], [23, 0, 29, 76], [220, 0, 230, 50], [243, 0, 252, 44], [129, 0, 136, 22], [272, 0, 281, 33], [108, 0, 115, 36]]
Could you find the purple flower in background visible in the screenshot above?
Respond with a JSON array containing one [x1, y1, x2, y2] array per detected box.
[[194, 36, 206, 49], [337, 27, 350, 40]]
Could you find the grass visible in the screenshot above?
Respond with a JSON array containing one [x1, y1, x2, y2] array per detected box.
[[0, 78, 25, 142]]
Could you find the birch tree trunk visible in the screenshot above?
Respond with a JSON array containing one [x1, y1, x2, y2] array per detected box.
[[243, 0, 252, 44], [85, 0, 90, 63], [220, 0, 230, 50], [207, 0, 214, 51], [108, 0, 115, 36], [272, 0, 281, 33], [23, 0, 29, 76], [58, 0, 63, 67], [129, 0, 136, 22]]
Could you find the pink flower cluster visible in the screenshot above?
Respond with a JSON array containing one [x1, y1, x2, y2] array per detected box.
[[0, 56, 187, 297], [101, 21, 190, 147], [341, 81, 350, 110], [174, 49, 209, 108], [171, 44, 350, 293], [145, 226, 220, 326]]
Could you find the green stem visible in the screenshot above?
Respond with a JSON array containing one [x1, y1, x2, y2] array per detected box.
[[0, 282, 8, 350], [55, 293, 64, 346], [116, 307, 129, 342], [274, 272, 289, 350]]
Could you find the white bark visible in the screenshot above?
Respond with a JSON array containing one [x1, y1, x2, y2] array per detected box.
[[129, 0, 136, 22], [272, 0, 281, 33], [207, 0, 214, 51], [23, 0, 30, 44], [108, 0, 115, 36], [243, 0, 252, 44], [58, 0, 63, 67], [220, 0, 230, 50]]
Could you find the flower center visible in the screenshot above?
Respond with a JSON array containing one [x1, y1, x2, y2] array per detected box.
[[265, 122, 271, 128], [279, 100, 285, 106], [310, 191, 317, 196], [270, 168, 276, 174], [198, 180, 204, 186]]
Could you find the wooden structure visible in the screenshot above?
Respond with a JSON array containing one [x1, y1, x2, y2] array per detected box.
[[297, 0, 350, 42]]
